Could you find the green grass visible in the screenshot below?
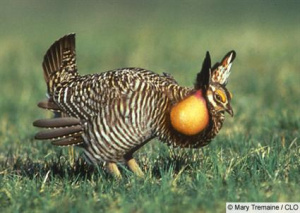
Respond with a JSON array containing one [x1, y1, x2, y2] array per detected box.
[[0, 1, 299, 212]]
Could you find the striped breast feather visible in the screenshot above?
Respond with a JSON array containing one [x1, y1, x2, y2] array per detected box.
[[129, 68, 179, 86], [78, 77, 160, 161], [53, 68, 175, 119]]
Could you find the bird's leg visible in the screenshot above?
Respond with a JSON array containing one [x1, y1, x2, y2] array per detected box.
[[107, 162, 121, 179], [123, 139, 152, 178], [126, 158, 144, 178], [68, 146, 75, 166]]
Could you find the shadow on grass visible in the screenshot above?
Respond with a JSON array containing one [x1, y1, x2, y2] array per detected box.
[[1, 149, 203, 181], [2, 155, 100, 180]]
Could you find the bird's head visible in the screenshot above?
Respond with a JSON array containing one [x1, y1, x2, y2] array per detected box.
[[206, 82, 233, 116], [195, 50, 236, 117]]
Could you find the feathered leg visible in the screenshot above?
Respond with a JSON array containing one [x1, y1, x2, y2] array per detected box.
[[107, 162, 121, 179], [127, 158, 144, 178]]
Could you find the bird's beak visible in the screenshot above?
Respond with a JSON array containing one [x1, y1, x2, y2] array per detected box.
[[225, 104, 234, 117]]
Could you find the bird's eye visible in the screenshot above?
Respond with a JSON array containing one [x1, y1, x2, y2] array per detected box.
[[214, 90, 226, 103], [215, 94, 222, 102]]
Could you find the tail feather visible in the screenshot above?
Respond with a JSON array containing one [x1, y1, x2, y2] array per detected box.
[[42, 33, 78, 95], [34, 125, 82, 140], [51, 137, 83, 146], [37, 99, 61, 112], [33, 117, 80, 128], [33, 117, 84, 146]]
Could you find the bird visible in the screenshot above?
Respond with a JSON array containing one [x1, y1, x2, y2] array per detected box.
[[33, 33, 236, 178]]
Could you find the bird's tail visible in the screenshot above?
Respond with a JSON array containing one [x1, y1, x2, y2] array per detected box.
[[42, 33, 78, 96], [37, 33, 78, 112], [34, 34, 83, 146]]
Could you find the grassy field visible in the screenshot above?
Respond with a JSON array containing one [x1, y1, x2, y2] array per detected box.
[[0, 1, 299, 212]]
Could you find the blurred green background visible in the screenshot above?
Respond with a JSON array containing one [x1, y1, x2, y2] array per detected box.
[[0, 1, 299, 212], [1, 0, 299, 123]]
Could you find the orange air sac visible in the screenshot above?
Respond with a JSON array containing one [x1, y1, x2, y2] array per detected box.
[[170, 90, 209, 136]]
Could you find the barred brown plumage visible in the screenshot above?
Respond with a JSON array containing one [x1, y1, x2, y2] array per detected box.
[[33, 33, 236, 177]]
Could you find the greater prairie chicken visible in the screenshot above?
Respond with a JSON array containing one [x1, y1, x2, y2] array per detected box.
[[33, 34, 236, 177]]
